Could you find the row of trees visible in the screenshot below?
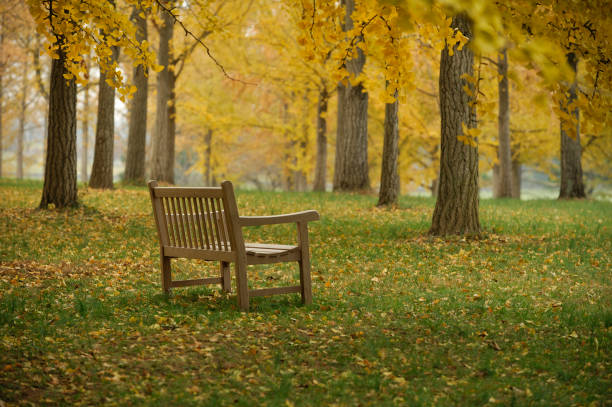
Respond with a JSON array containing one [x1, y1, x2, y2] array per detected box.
[[0, 0, 610, 235]]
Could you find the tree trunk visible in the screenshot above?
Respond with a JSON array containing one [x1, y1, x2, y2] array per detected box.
[[80, 58, 90, 183], [204, 128, 212, 186], [167, 72, 176, 182], [33, 34, 49, 168], [295, 109, 308, 192], [150, 7, 174, 183], [430, 13, 480, 236], [377, 89, 399, 206], [493, 48, 512, 198], [559, 52, 585, 199], [124, 6, 148, 184], [89, 44, 119, 189], [40, 50, 78, 208], [313, 87, 328, 191], [431, 177, 439, 197], [17, 49, 28, 179], [333, 0, 369, 192], [511, 159, 521, 199]]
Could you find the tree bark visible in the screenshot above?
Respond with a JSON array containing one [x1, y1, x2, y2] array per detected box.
[[313, 87, 328, 191], [167, 71, 176, 182], [493, 48, 512, 198], [124, 6, 148, 184], [430, 13, 480, 236], [89, 44, 119, 189], [80, 56, 90, 183], [40, 49, 78, 208], [150, 6, 174, 183], [17, 46, 29, 179], [377, 89, 399, 206], [295, 108, 308, 192], [333, 0, 369, 192], [511, 159, 521, 199], [559, 52, 585, 199], [17, 35, 32, 179]]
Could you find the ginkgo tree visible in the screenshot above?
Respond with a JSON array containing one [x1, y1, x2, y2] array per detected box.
[[27, 0, 158, 208]]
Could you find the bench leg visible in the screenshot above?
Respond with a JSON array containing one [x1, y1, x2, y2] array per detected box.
[[235, 259, 249, 311], [298, 258, 313, 305], [161, 256, 172, 295], [297, 222, 313, 305], [220, 261, 232, 293]]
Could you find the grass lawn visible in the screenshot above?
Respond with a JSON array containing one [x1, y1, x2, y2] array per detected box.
[[1, 179, 610, 406]]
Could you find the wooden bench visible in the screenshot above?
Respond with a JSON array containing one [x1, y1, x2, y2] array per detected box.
[[147, 180, 320, 311]]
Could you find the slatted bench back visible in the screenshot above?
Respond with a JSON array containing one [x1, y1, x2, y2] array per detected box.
[[148, 183, 234, 252]]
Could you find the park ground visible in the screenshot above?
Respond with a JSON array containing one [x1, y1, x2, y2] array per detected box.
[[0, 179, 610, 406]]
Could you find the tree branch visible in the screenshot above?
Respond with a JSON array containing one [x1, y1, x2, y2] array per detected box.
[[155, 0, 255, 85]]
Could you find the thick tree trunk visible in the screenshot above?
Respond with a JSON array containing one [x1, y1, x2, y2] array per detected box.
[[313, 87, 328, 191], [430, 14, 480, 236], [124, 6, 148, 184], [40, 51, 78, 208], [377, 90, 399, 206], [80, 80, 90, 183], [204, 128, 212, 186], [333, 0, 369, 191], [493, 49, 512, 198], [89, 45, 119, 189], [150, 7, 174, 183], [559, 53, 585, 199], [511, 159, 521, 199]]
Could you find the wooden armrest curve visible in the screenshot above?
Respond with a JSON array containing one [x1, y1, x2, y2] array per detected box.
[[239, 210, 320, 226]]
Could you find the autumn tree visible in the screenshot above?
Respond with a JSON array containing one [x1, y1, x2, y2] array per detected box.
[[492, 49, 513, 198], [377, 88, 399, 206], [429, 14, 480, 235], [27, 0, 157, 207], [79, 52, 92, 183], [312, 86, 329, 191], [334, 0, 370, 192], [558, 52, 585, 198], [124, 4, 148, 184], [150, 3, 174, 183], [89, 23, 120, 189]]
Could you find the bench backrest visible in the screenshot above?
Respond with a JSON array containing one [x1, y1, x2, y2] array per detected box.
[[148, 180, 244, 254]]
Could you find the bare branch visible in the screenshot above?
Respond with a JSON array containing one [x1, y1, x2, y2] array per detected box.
[[155, 0, 255, 85]]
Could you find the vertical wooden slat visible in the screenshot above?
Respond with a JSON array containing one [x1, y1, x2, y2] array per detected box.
[[163, 197, 176, 246], [215, 198, 228, 250], [186, 197, 199, 248], [220, 210, 230, 250], [169, 197, 184, 247], [210, 198, 224, 251], [197, 197, 211, 249], [192, 197, 206, 249], [180, 197, 194, 248], [204, 198, 217, 249]]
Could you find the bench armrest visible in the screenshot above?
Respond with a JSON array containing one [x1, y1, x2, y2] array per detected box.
[[239, 210, 320, 226]]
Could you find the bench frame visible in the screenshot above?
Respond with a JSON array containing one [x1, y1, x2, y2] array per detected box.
[[148, 180, 319, 311]]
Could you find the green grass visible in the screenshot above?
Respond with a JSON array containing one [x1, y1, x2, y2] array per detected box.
[[0, 178, 610, 406]]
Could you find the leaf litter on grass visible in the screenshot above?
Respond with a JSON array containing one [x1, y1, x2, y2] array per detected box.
[[0, 180, 611, 405]]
